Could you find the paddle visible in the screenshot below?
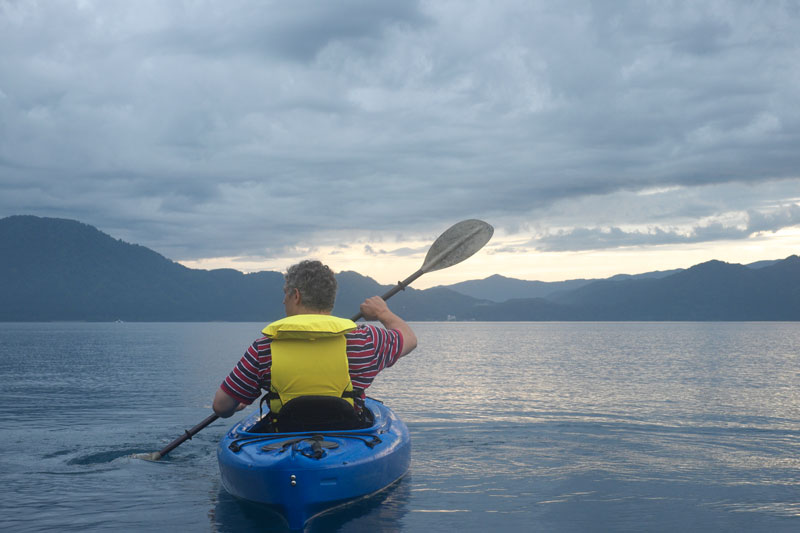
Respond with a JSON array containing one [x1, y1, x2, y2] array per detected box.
[[135, 413, 220, 461], [135, 219, 493, 461], [350, 219, 494, 320]]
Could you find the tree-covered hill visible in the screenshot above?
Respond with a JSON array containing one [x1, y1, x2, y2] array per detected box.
[[2, 215, 798, 321]]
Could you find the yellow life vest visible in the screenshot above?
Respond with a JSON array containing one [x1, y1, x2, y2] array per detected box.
[[262, 314, 358, 413]]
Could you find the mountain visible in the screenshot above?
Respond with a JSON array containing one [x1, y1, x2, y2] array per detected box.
[[1, 215, 798, 321], [446, 269, 683, 302], [441, 274, 595, 302], [0, 215, 285, 321], [549, 258, 800, 320], [334, 271, 484, 321], [0, 215, 483, 322], [460, 257, 800, 321], [743, 259, 782, 269]]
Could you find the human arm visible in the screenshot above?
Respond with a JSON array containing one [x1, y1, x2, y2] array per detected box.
[[213, 338, 271, 417], [359, 296, 417, 356], [213, 387, 247, 418]]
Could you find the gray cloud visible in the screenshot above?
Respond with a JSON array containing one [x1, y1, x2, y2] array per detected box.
[[535, 203, 800, 252], [363, 244, 427, 257], [1, 1, 799, 261], [152, 1, 431, 63]]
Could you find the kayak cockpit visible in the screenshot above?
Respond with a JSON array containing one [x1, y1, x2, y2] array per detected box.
[[242, 395, 377, 434]]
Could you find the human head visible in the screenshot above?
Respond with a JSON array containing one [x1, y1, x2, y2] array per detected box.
[[283, 260, 337, 313]]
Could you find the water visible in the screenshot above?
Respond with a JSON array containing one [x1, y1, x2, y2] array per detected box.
[[1, 322, 798, 532]]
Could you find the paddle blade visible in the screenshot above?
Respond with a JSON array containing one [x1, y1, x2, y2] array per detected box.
[[421, 219, 493, 273], [130, 451, 163, 461]]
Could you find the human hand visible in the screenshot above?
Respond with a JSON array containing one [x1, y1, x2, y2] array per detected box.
[[359, 296, 390, 321], [359, 295, 417, 357]]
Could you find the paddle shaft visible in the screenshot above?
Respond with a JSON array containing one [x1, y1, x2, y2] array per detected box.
[[154, 413, 219, 459], [349, 268, 424, 322]]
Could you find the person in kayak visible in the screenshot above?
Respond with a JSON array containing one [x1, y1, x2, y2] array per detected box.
[[212, 259, 417, 430]]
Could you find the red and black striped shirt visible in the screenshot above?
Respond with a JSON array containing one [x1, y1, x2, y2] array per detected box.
[[220, 324, 405, 405]]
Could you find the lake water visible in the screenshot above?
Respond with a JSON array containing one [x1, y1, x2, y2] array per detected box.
[[1, 322, 798, 532]]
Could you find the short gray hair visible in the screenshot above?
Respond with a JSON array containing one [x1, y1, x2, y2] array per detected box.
[[284, 260, 337, 311]]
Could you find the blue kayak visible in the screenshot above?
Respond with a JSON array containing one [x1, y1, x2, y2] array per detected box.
[[217, 398, 411, 529]]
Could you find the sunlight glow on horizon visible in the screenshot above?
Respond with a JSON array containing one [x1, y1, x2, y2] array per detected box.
[[178, 227, 800, 289]]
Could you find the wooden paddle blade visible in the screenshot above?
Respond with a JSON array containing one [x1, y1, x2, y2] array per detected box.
[[421, 219, 493, 273]]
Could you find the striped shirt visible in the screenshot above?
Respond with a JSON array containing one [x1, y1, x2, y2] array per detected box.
[[220, 324, 404, 406]]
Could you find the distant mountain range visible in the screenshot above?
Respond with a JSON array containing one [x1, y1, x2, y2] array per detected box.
[[1, 215, 798, 321], [439, 268, 686, 302]]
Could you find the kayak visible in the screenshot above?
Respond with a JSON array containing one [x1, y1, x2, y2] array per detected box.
[[217, 398, 411, 529]]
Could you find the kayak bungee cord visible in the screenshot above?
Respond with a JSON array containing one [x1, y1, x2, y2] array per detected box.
[[227, 431, 383, 453], [262, 435, 343, 460]]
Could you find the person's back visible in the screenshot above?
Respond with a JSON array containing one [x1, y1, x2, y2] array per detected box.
[[212, 260, 417, 428]]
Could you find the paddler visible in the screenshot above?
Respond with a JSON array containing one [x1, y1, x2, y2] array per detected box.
[[212, 259, 417, 429]]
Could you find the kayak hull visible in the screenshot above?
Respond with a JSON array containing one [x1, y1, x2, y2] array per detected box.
[[217, 398, 410, 529]]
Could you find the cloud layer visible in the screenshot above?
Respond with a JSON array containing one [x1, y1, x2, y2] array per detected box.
[[1, 0, 798, 272]]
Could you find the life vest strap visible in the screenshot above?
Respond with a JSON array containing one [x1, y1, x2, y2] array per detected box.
[[259, 388, 363, 416], [262, 388, 363, 402]]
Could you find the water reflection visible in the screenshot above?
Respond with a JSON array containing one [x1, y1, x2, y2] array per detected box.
[[209, 475, 412, 532], [3, 322, 800, 532]]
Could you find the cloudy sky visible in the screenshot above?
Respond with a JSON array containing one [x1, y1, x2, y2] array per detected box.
[[2, 0, 799, 288]]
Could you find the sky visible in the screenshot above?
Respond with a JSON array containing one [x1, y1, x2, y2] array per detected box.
[[2, 0, 799, 289]]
